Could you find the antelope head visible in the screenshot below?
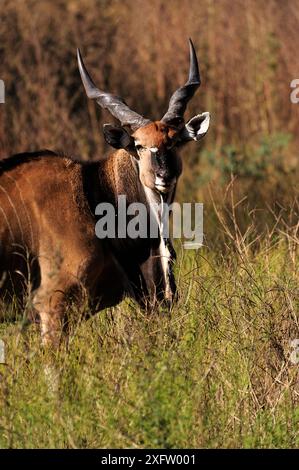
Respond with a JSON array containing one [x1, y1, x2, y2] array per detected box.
[[77, 39, 210, 194]]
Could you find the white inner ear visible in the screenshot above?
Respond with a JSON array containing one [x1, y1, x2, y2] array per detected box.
[[185, 112, 210, 141]]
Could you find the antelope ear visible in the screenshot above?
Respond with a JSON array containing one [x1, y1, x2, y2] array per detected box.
[[103, 124, 134, 149], [179, 112, 210, 143]]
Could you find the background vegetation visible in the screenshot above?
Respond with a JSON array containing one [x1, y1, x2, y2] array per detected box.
[[0, 0, 298, 448]]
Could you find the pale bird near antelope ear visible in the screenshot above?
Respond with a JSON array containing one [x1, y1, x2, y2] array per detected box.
[[0, 38, 210, 351]]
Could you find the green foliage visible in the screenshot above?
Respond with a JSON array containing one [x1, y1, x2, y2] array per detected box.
[[201, 133, 292, 181], [0, 240, 298, 449], [199, 132, 293, 185]]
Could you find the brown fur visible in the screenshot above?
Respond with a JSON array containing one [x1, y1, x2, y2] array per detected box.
[[0, 106, 209, 348], [132, 122, 182, 190], [133, 121, 177, 147], [0, 142, 175, 347]]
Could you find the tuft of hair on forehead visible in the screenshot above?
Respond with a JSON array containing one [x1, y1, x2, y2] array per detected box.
[[132, 121, 178, 148]]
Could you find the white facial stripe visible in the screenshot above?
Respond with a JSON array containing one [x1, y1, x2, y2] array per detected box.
[[159, 195, 172, 300], [134, 141, 159, 154], [143, 186, 172, 300]]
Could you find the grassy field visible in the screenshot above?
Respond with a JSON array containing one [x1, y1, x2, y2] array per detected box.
[[1, 0, 299, 450], [0, 215, 298, 448]]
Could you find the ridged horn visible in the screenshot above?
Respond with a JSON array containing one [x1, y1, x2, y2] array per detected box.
[[162, 39, 201, 127], [77, 48, 151, 131]]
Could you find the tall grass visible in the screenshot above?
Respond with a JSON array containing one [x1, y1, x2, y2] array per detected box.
[[0, 0, 298, 448], [1, 0, 298, 216], [0, 196, 298, 448]]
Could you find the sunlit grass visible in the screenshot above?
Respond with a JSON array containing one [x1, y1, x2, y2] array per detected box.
[[0, 239, 298, 448]]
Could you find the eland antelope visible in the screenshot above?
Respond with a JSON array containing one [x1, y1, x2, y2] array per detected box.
[[0, 39, 210, 348]]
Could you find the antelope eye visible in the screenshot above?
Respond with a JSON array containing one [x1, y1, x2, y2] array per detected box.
[[135, 144, 143, 152]]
